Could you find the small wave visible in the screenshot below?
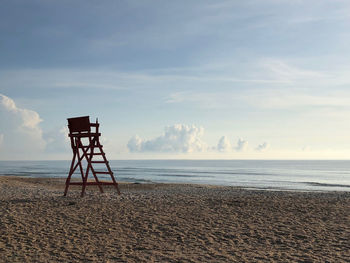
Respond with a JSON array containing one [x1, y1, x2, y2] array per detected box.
[[0, 173, 31, 177], [154, 173, 214, 178], [117, 177, 153, 183], [116, 167, 272, 177], [303, 182, 350, 188]]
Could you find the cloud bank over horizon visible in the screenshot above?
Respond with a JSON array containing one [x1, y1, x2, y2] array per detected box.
[[128, 125, 265, 154], [127, 124, 207, 153]]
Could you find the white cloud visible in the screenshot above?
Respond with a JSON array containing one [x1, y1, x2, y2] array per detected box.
[[127, 124, 207, 153], [235, 138, 248, 152], [0, 94, 43, 130], [256, 142, 269, 151], [216, 137, 248, 152], [0, 94, 46, 159], [217, 136, 231, 152], [127, 135, 144, 153]]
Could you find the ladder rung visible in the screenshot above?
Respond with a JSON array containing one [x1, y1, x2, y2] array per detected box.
[[69, 132, 101, 137], [91, 161, 107, 163], [68, 182, 116, 186], [79, 145, 102, 149], [94, 171, 112, 174]]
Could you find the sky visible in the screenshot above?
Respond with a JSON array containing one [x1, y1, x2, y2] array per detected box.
[[1, 0, 350, 160]]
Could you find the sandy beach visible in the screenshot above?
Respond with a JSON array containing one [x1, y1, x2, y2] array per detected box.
[[0, 176, 349, 262]]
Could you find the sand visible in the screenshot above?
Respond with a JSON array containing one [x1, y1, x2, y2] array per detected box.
[[0, 176, 349, 262]]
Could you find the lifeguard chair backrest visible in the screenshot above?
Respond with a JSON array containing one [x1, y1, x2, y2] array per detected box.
[[67, 116, 91, 133]]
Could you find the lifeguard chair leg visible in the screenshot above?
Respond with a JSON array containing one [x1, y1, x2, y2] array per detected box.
[[111, 174, 121, 195], [81, 169, 89, 197], [64, 153, 76, 196]]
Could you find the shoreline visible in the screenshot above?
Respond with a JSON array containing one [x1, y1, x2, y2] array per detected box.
[[1, 176, 350, 262], [2, 159, 350, 193], [1, 175, 350, 194]]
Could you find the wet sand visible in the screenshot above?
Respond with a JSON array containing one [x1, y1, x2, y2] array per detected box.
[[0, 176, 349, 262]]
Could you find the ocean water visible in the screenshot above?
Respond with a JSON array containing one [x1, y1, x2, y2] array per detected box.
[[0, 160, 350, 192]]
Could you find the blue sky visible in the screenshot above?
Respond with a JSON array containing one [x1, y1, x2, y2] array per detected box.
[[1, 0, 350, 160]]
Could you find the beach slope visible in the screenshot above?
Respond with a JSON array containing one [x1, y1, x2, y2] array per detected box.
[[0, 176, 349, 262]]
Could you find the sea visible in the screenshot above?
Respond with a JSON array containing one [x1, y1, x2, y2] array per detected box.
[[0, 160, 350, 192]]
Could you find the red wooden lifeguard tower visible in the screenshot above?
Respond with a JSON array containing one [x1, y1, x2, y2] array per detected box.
[[64, 116, 120, 197]]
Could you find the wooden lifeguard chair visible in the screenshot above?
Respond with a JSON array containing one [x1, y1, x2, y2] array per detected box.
[[64, 116, 120, 197]]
